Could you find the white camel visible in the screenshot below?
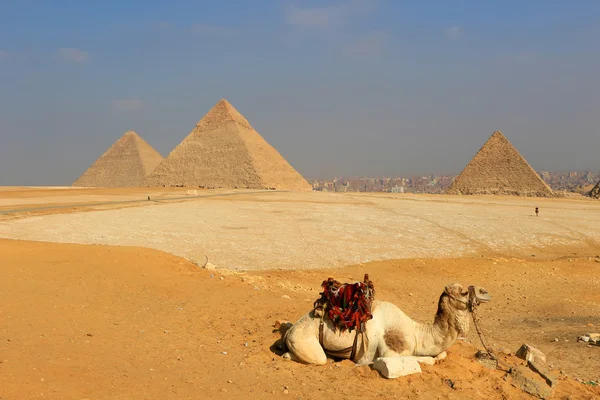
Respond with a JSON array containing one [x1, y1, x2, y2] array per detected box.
[[281, 283, 491, 366]]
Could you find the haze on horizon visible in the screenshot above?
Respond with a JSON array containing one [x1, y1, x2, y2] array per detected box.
[[1, 0, 599, 186]]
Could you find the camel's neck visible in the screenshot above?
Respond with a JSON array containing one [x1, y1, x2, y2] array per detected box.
[[412, 298, 470, 356]]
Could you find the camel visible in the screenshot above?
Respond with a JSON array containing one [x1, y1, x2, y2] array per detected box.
[[281, 283, 491, 366]]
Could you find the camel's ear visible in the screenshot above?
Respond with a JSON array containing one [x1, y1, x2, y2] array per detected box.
[[444, 285, 452, 295]]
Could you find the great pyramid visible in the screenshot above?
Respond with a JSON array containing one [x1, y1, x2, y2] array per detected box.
[[446, 131, 554, 197], [587, 181, 600, 199], [73, 131, 163, 187], [146, 99, 312, 191]]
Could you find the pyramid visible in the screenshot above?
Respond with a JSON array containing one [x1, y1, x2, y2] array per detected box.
[[587, 181, 600, 199], [446, 131, 554, 197], [73, 131, 163, 187], [146, 99, 312, 191]]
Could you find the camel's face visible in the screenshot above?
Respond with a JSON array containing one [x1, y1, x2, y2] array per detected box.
[[470, 286, 491, 305], [444, 283, 491, 310]]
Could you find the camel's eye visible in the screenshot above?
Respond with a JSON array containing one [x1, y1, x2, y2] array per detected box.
[[461, 291, 468, 297]]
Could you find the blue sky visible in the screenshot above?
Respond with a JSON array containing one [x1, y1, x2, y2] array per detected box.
[[1, 0, 599, 185]]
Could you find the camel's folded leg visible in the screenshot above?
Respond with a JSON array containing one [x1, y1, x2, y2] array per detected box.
[[414, 351, 446, 365], [284, 334, 327, 365], [414, 356, 436, 366]]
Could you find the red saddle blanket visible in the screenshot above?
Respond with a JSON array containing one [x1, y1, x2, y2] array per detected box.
[[313, 274, 375, 332]]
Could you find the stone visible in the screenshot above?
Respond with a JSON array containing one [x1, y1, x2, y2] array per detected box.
[[446, 131, 554, 197], [73, 131, 163, 188], [372, 356, 422, 379], [204, 262, 216, 270], [507, 366, 553, 399], [528, 360, 557, 387], [588, 333, 600, 345], [145, 99, 312, 191], [516, 344, 547, 365], [579, 333, 600, 345]]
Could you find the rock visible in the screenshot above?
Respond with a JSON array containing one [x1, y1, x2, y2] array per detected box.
[[204, 262, 216, 270], [282, 295, 291, 299], [587, 333, 600, 345], [579, 333, 600, 345], [516, 344, 547, 365], [528, 360, 557, 387], [373, 356, 422, 379], [507, 366, 553, 399]]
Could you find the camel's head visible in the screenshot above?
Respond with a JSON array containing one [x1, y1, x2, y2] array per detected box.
[[443, 283, 491, 311]]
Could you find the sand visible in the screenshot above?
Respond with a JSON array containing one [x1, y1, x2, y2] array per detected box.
[[1, 187, 599, 399], [1, 189, 599, 270]]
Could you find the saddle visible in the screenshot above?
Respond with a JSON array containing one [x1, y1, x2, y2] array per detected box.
[[313, 274, 375, 361]]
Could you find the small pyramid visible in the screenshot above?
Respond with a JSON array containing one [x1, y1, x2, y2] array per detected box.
[[146, 99, 312, 191], [446, 131, 554, 197], [587, 181, 600, 199], [73, 131, 163, 187]]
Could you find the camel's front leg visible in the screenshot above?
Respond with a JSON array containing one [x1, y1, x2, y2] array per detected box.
[[283, 333, 327, 365], [282, 317, 327, 365]]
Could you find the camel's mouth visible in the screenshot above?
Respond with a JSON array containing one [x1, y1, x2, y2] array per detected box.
[[469, 286, 491, 304]]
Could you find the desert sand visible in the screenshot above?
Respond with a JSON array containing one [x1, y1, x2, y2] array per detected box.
[[1, 187, 599, 399]]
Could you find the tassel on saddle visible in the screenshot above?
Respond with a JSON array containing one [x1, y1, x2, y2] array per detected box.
[[313, 274, 375, 361]]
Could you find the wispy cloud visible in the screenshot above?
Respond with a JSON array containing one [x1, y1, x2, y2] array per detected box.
[[344, 31, 388, 58], [114, 99, 144, 114], [285, 1, 386, 57], [286, 0, 376, 29], [287, 7, 335, 28], [56, 48, 89, 63], [191, 23, 237, 38], [445, 26, 463, 40]]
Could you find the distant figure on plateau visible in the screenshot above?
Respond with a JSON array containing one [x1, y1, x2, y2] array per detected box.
[[535, 207, 539, 217], [148, 196, 151, 201]]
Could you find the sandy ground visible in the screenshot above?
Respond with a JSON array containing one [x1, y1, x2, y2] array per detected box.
[[1, 188, 599, 399], [1, 239, 599, 399], [1, 189, 599, 270]]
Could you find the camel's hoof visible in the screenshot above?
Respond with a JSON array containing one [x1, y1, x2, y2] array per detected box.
[[282, 352, 292, 361], [435, 351, 447, 361]]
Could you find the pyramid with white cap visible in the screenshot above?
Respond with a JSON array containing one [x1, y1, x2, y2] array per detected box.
[[446, 131, 554, 197], [146, 99, 311, 191], [73, 131, 163, 187]]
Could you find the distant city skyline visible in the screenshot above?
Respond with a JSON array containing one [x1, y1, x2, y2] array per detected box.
[[1, 1, 600, 185]]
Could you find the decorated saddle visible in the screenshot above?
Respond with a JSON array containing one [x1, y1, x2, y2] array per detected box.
[[313, 273, 375, 333]]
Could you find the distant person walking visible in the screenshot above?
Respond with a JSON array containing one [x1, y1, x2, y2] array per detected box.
[[535, 207, 539, 217]]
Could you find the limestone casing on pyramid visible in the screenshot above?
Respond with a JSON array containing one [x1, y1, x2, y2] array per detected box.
[[146, 99, 312, 191], [446, 131, 555, 197], [588, 181, 600, 199], [73, 131, 163, 187]]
